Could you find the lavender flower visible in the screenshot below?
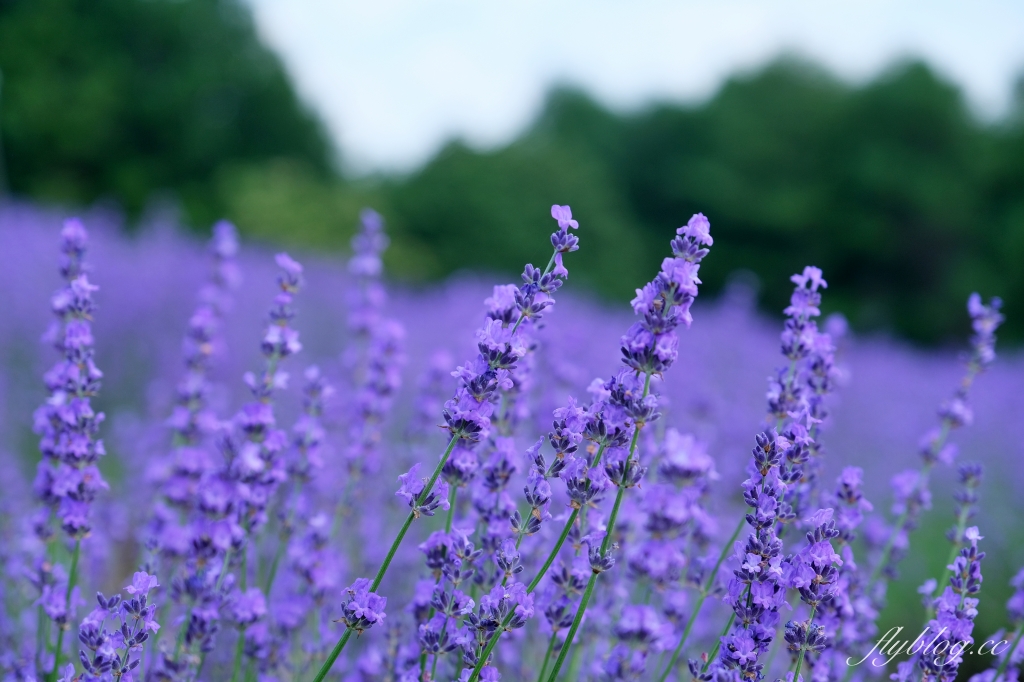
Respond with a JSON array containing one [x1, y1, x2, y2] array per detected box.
[[77, 572, 160, 680], [339, 578, 387, 634], [0, 203, 1015, 682], [868, 294, 1003, 610], [344, 209, 405, 479], [969, 568, 1024, 682], [893, 528, 985, 682], [155, 252, 304, 679], [311, 204, 582, 682], [521, 212, 712, 682], [146, 222, 240, 559], [28, 219, 109, 678]]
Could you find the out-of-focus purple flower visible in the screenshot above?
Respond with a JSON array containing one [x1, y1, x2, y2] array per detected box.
[[230, 587, 267, 627], [870, 293, 1003, 604], [967, 293, 1003, 368], [33, 219, 108, 541]]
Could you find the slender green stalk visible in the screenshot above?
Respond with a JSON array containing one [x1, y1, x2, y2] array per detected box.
[[264, 484, 299, 595], [565, 640, 585, 681], [541, 374, 651, 682], [657, 517, 746, 681], [310, 435, 459, 682], [194, 547, 237, 677], [430, 647, 442, 681], [311, 629, 353, 682], [49, 539, 81, 682], [417, 485, 463, 677], [993, 624, 1024, 682], [537, 631, 558, 682], [528, 508, 579, 592], [445, 485, 459, 533], [465, 507, 581, 682], [264, 542, 285, 595], [868, 462, 935, 589], [703, 611, 738, 673], [231, 627, 246, 682], [451, 440, 605, 682], [924, 503, 973, 621], [371, 434, 458, 593], [545, 572, 598, 682], [791, 605, 818, 681], [35, 603, 46, 672]]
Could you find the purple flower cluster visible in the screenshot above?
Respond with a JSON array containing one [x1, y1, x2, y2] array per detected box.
[[77, 571, 161, 680], [32, 219, 107, 541], [868, 295, 1004, 610], [343, 209, 405, 477], [146, 221, 240, 558], [894, 528, 985, 682], [2, 206, 1017, 682]]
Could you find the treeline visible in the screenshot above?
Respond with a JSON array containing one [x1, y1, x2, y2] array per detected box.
[[2, 0, 1023, 344]]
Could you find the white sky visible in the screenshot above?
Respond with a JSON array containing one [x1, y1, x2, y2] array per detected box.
[[245, 0, 1024, 174]]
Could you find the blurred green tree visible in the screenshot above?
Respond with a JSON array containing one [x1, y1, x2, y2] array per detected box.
[[1, 0, 1022, 344], [0, 0, 334, 224], [382, 60, 1024, 344]]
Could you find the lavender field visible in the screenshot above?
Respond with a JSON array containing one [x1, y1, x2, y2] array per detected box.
[[0, 203, 1022, 682]]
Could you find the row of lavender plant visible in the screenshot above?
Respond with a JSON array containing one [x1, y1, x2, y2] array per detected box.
[[0, 203, 1017, 682]]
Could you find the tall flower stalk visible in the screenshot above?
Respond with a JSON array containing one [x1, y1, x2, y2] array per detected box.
[[521, 212, 714, 682], [309, 204, 582, 682], [866, 294, 1003, 607], [30, 219, 106, 681], [156, 252, 304, 679], [657, 266, 839, 682]]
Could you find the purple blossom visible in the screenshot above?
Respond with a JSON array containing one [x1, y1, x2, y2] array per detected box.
[[340, 578, 387, 633], [230, 587, 268, 626], [33, 219, 108, 541]]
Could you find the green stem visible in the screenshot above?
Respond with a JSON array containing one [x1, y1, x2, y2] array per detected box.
[[429, 650, 440, 681], [445, 485, 459, 533], [311, 435, 459, 682], [868, 461, 936, 589], [312, 627, 354, 682], [35, 603, 46, 671], [791, 605, 818, 681], [371, 434, 458, 593], [600, 486, 625, 554], [466, 505, 585, 682], [993, 624, 1024, 682], [528, 508, 579, 593], [926, 503, 973, 621], [537, 631, 558, 682], [543, 375, 651, 682], [49, 539, 81, 682], [545, 572, 598, 682], [194, 547, 236, 677], [704, 610, 738, 673], [264, 484, 299, 596], [657, 516, 746, 682], [231, 627, 246, 682], [542, 373, 651, 682], [264, 541, 285, 596]]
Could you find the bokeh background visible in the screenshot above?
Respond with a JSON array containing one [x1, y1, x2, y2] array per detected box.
[[1, 0, 1023, 678]]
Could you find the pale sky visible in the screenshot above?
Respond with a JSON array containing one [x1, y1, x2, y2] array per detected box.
[[245, 0, 1024, 174]]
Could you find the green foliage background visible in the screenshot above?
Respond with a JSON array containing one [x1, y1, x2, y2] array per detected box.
[[2, 0, 1023, 346]]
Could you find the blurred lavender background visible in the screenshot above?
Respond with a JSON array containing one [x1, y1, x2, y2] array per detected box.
[[1, 204, 1021, 672]]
